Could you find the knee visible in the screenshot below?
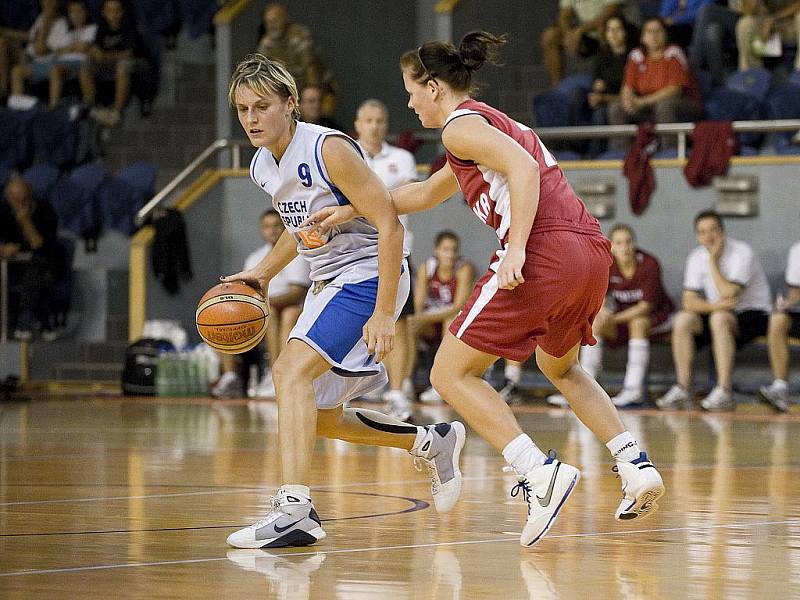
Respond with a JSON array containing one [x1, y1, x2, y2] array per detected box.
[[709, 309, 735, 332], [769, 311, 790, 335], [429, 359, 451, 394], [271, 354, 293, 386], [592, 308, 612, 332], [674, 310, 698, 334], [629, 315, 651, 338], [541, 26, 562, 49]]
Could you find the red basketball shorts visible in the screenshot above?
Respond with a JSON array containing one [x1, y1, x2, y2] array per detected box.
[[449, 230, 612, 361]]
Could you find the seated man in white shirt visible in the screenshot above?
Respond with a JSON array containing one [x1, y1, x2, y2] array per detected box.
[[355, 98, 419, 420], [656, 210, 772, 412], [212, 209, 310, 398], [759, 241, 800, 413]]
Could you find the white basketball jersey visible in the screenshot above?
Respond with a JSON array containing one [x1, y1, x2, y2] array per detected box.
[[250, 121, 385, 281]]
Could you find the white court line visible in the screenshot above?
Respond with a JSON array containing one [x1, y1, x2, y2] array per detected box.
[[0, 462, 791, 507], [1, 518, 798, 578], [0, 475, 510, 507]]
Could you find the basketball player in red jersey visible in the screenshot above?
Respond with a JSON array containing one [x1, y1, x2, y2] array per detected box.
[[304, 31, 664, 547]]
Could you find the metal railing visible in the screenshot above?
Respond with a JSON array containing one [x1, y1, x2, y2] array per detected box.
[[135, 119, 800, 226], [135, 138, 251, 226]]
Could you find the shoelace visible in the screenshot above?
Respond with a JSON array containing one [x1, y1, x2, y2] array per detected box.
[[413, 457, 439, 494], [252, 495, 282, 529], [510, 478, 532, 515]]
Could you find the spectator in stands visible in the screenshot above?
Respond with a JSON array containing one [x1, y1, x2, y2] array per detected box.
[[758, 240, 800, 412], [541, 0, 623, 86], [11, 0, 97, 108], [355, 98, 419, 420], [78, 0, 138, 127], [736, 0, 800, 72], [0, 7, 41, 101], [257, 3, 316, 91], [548, 223, 675, 408], [212, 210, 310, 398], [0, 177, 65, 341], [6, 0, 73, 110], [689, 1, 744, 85], [607, 17, 702, 150], [656, 210, 772, 412], [300, 83, 343, 130], [409, 231, 474, 404], [659, 0, 717, 48], [584, 15, 636, 155]]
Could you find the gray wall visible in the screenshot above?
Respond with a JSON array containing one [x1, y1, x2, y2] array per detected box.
[[145, 163, 800, 343]]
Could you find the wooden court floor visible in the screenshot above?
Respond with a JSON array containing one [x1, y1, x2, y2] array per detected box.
[[2, 396, 800, 599]]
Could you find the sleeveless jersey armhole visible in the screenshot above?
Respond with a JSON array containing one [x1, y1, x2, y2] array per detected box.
[[442, 110, 491, 164], [313, 133, 364, 206]]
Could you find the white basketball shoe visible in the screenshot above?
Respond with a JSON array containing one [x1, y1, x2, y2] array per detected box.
[[512, 451, 581, 547], [411, 421, 466, 512], [226, 488, 326, 549], [613, 452, 665, 520]]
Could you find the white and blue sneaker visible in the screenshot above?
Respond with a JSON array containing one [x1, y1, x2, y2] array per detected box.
[[226, 488, 326, 549], [411, 421, 466, 513], [513, 451, 581, 547], [613, 452, 665, 520]]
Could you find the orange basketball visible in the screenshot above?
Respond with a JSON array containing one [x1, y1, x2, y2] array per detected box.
[[196, 282, 269, 354]]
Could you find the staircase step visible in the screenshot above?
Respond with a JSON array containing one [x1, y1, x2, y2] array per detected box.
[[52, 361, 123, 381]]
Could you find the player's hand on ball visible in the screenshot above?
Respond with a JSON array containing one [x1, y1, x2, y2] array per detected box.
[[363, 312, 395, 363], [497, 247, 526, 290], [220, 269, 269, 298], [301, 205, 358, 236]]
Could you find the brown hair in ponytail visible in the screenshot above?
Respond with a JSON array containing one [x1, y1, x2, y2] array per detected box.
[[400, 30, 507, 94]]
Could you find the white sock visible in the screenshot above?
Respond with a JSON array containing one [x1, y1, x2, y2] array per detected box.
[[281, 484, 311, 500], [504, 363, 521, 384], [623, 338, 650, 391], [580, 338, 603, 379], [502, 433, 547, 476], [606, 431, 641, 463], [773, 379, 788, 391]]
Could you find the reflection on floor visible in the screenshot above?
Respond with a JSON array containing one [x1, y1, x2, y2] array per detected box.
[[1, 396, 799, 598]]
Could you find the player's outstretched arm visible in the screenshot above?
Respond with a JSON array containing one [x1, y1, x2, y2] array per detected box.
[[321, 136, 404, 363], [301, 160, 459, 236], [442, 114, 540, 290], [220, 229, 298, 297]]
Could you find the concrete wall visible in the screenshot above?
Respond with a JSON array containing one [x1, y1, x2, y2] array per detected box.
[[145, 161, 799, 343]]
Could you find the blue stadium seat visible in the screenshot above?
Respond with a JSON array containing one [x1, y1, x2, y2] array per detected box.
[[704, 88, 764, 147], [553, 150, 582, 161], [31, 110, 78, 168], [0, 165, 11, 189], [766, 82, 800, 150], [789, 70, 800, 87], [0, 108, 35, 169], [50, 164, 107, 239], [554, 74, 594, 98], [533, 91, 570, 128], [118, 162, 157, 196], [726, 68, 772, 102], [136, 0, 180, 39], [22, 164, 60, 202], [179, 0, 217, 39]]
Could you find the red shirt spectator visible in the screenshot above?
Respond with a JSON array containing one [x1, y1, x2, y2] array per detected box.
[[609, 249, 675, 324], [623, 44, 701, 106]]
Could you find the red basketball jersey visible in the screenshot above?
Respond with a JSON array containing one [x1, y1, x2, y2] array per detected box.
[[608, 250, 675, 316], [443, 100, 601, 247], [424, 257, 462, 311]]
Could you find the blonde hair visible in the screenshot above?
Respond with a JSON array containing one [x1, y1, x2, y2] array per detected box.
[[228, 53, 300, 119]]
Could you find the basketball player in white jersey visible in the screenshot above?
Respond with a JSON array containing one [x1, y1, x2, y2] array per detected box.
[[221, 54, 465, 549]]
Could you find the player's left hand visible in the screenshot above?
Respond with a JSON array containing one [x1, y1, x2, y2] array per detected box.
[[363, 312, 395, 363], [497, 247, 526, 290], [301, 205, 358, 236]]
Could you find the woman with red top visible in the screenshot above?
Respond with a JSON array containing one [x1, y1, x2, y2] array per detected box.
[[548, 223, 675, 408], [304, 31, 664, 547], [608, 16, 702, 150], [410, 230, 474, 403]]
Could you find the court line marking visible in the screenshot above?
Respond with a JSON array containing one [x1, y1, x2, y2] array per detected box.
[[0, 461, 793, 507], [1, 518, 798, 578]]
